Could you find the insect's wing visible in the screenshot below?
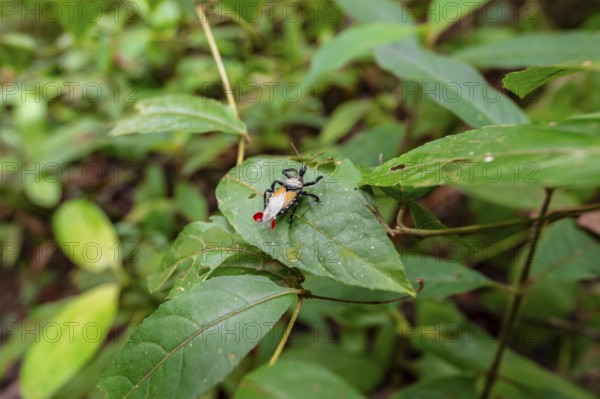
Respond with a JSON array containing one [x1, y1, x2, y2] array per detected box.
[[262, 187, 287, 220]]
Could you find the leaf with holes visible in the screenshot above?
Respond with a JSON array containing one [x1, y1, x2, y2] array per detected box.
[[99, 276, 296, 399], [216, 158, 415, 295], [362, 124, 600, 188]]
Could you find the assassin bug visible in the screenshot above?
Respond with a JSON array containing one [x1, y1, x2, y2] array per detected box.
[[253, 145, 324, 229]]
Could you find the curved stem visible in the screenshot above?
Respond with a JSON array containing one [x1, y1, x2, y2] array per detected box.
[[391, 201, 600, 238], [479, 188, 555, 399], [269, 297, 303, 366], [196, 5, 246, 165], [301, 279, 424, 304]]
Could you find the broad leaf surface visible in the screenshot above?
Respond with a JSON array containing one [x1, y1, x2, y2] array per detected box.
[[362, 124, 600, 188], [304, 23, 415, 86], [235, 360, 365, 399], [454, 32, 600, 68], [427, 0, 490, 44], [21, 284, 119, 399], [390, 375, 477, 399], [109, 95, 247, 137], [374, 44, 529, 127], [99, 276, 296, 399], [216, 158, 415, 295]]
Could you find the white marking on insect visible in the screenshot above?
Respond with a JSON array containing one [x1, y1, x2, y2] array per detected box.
[[262, 191, 286, 221]]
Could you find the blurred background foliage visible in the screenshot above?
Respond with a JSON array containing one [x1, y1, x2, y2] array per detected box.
[[1, 0, 600, 398]]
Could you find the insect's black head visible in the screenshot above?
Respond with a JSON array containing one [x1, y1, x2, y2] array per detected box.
[[299, 164, 307, 177]]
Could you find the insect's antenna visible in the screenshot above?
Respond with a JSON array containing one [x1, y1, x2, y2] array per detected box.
[[303, 152, 325, 167], [290, 142, 301, 159]]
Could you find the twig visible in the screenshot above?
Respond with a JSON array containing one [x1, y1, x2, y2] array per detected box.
[[479, 188, 555, 399], [269, 297, 303, 366], [196, 5, 246, 165]]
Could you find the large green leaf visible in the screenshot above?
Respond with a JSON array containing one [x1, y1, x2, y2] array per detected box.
[[335, 0, 416, 25], [109, 95, 247, 137], [21, 284, 119, 399], [362, 124, 600, 188], [52, 199, 122, 272], [235, 360, 365, 399], [216, 158, 415, 295], [454, 32, 600, 68], [503, 61, 600, 98], [374, 44, 529, 127], [339, 123, 405, 167], [304, 23, 415, 86], [99, 276, 296, 399], [404, 255, 491, 299], [390, 375, 477, 399]]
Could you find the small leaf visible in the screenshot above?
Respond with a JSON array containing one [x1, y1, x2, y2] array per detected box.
[[404, 255, 491, 299], [147, 217, 263, 296], [503, 61, 600, 98], [304, 23, 415, 86], [362, 124, 600, 188], [335, 0, 416, 25], [455, 31, 600, 68], [99, 276, 296, 399], [109, 95, 247, 137], [216, 158, 415, 295], [340, 123, 405, 167], [175, 182, 209, 222], [319, 99, 371, 144], [235, 360, 365, 399], [21, 284, 119, 399], [52, 199, 121, 272], [24, 178, 62, 208]]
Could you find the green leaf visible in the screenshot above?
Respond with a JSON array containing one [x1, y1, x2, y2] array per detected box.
[[216, 158, 415, 295], [531, 219, 600, 281], [147, 217, 262, 296], [335, 0, 416, 25], [362, 124, 600, 188], [409, 201, 474, 252], [374, 44, 529, 127], [282, 343, 385, 392], [99, 276, 296, 399], [52, 199, 122, 272], [455, 32, 600, 68], [175, 182, 209, 222], [427, 0, 490, 44], [235, 360, 365, 399], [319, 99, 371, 144], [23, 178, 62, 208], [304, 24, 415, 86], [404, 255, 491, 299], [21, 284, 119, 399], [340, 123, 405, 167], [503, 61, 600, 98], [412, 326, 595, 399], [390, 375, 477, 399], [109, 95, 247, 137]]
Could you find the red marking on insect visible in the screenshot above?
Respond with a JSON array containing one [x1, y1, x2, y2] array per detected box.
[[271, 219, 276, 229], [253, 212, 264, 222]]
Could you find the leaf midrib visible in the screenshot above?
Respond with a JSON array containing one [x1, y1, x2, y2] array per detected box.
[[121, 289, 296, 399]]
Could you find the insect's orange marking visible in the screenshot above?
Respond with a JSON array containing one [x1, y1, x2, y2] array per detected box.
[[284, 191, 298, 207]]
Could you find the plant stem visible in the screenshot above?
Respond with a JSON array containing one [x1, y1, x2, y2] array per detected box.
[[391, 201, 600, 238], [269, 297, 303, 366], [196, 5, 246, 165], [479, 188, 555, 399], [302, 279, 424, 304]]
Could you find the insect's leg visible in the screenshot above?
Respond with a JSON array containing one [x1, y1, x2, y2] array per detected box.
[[282, 168, 297, 178], [303, 175, 323, 187], [300, 192, 320, 202], [289, 201, 300, 225]]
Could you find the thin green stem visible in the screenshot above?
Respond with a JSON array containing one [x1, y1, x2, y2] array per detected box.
[[196, 5, 246, 165], [479, 188, 555, 399], [269, 297, 303, 366], [391, 201, 600, 238]]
